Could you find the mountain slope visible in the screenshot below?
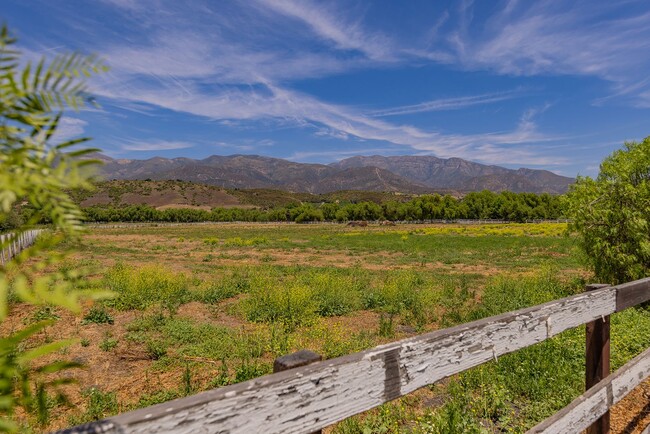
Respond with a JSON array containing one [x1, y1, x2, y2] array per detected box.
[[331, 155, 573, 194], [97, 153, 573, 194]]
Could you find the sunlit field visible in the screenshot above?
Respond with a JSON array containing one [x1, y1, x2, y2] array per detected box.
[[6, 222, 650, 433]]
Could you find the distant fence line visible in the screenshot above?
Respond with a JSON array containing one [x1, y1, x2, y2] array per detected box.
[[85, 219, 570, 229], [0, 229, 44, 266]]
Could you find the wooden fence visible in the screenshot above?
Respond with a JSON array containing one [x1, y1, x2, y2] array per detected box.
[[0, 229, 43, 266], [55, 277, 650, 434]]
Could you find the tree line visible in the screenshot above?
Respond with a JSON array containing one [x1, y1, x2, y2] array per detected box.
[[81, 190, 566, 224]]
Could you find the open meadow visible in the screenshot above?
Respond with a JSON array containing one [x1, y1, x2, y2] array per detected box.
[[5, 222, 650, 433]]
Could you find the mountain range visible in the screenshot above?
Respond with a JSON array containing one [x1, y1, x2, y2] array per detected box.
[[96, 154, 573, 194]]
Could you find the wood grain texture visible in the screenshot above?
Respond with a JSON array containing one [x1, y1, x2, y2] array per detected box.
[[585, 284, 611, 434], [274, 350, 322, 372], [616, 277, 650, 312], [53, 286, 617, 434], [528, 346, 650, 434]]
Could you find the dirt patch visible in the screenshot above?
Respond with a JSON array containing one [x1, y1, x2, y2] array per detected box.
[[611, 378, 650, 433]]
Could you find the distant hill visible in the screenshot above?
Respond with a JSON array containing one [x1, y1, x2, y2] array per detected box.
[[96, 153, 573, 194], [73, 180, 418, 210], [331, 155, 572, 194]]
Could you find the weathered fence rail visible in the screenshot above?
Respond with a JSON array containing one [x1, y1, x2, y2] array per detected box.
[[55, 277, 650, 434], [0, 229, 43, 266], [528, 346, 650, 433]]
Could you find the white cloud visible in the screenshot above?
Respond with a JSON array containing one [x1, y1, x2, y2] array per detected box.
[[368, 90, 524, 117], [52, 117, 88, 142], [121, 140, 195, 151], [443, 1, 650, 104], [256, 0, 394, 61], [77, 0, 612, 167]]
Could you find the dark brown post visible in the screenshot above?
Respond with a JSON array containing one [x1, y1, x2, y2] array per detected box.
[[585, 283, 611, 434], [273, 350, 323, 434]]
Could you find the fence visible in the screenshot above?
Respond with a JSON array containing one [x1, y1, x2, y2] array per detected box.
[[85, 219, 570, 229], [0, 229, 43, 266], [54, 277, 650, 434]]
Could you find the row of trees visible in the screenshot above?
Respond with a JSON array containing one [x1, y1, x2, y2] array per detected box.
[[82, 190, 566, 223]]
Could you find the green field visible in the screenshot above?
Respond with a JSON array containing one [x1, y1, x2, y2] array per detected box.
[[10, 222, 650, 432]]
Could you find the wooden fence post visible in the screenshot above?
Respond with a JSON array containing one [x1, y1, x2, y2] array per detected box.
[[585, 283, 611, 434], [274, 350, 323, 434]]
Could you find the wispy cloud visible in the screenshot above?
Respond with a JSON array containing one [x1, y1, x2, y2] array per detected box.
[[52, 117, 87, 142], [442, 1, 650, 104], [368, 90, 524, 117], [56, 0, 634, 167], [256, 0, 394, 61], [121, 140, 195, 151]]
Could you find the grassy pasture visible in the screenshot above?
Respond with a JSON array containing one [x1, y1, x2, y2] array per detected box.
[[6, 222, 650, 433]]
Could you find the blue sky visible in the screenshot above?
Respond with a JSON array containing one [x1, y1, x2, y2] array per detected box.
[[4, 0, 650, 176]]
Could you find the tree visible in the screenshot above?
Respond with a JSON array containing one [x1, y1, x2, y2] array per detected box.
[[0, 25, 108, 431], [567, 137, 650, 284]]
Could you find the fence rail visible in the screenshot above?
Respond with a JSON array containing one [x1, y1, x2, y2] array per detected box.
[[528, 346, 650, 433], [0, 229, 43, 266], [55, 277, 650, 434]]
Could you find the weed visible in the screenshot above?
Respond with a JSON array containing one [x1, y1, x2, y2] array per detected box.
[[99, 336, 118, 352], [244, 283, 317, 331], [104, 263, 190, 313], [199, 273, 250, 304], [234, 361, 270, 383], [182, 363, 193, 396], [69, 387, 119, 425], [378, 313, 395, 338], [145, 339, 168, 360], [305, 271, 364, 317], [135, 390, 182, 408], [80, 338, 90, 347], [82, 305, 114, 325], [28, 306, 60, 323]]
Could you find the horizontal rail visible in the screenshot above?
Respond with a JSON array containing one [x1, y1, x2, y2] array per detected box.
[[528, 346, 650, 433], [55, 278, 650, 434]]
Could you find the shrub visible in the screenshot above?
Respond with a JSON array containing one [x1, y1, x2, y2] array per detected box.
[[567, 137, 650, 284]]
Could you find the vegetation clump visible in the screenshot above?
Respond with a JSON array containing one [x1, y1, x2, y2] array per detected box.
[[567, 137, 650, 284]]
